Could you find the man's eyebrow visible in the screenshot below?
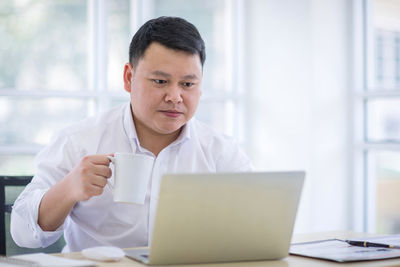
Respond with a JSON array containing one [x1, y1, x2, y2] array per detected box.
[[150, 71, 199, 80], [150, 70, 171, 78], [182, 74, 199, 80]]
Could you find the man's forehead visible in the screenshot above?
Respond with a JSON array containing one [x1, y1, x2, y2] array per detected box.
[[139, 42, 202, 65]]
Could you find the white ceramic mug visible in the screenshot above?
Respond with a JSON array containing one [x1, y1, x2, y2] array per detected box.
[[107, 153, 154, 204]]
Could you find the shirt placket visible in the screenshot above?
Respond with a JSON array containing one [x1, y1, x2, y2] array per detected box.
[[147, 147, 172, 245]]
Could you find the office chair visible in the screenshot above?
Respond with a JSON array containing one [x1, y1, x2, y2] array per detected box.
[[0, 175, 65, 256]]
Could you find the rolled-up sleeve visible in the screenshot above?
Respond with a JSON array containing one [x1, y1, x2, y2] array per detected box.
[[10, 184, 64, 248], [10, 131, 78, 248]]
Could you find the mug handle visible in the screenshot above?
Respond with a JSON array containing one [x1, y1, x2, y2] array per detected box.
[[107, 155, 115, 164], [107, 156, 115, 190]]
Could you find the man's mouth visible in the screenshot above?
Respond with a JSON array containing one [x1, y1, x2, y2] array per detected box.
[[160, 110, 184, 118]]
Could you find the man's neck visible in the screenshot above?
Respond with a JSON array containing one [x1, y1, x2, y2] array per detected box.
[[133, 117, 182, 157]]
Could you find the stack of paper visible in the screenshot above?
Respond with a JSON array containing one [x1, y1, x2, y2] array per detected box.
[[10, 253, 96, 267], [290, 234, 400, 262]]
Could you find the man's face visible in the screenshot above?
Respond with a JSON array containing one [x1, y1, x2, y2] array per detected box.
[[123, 42, 202, 137]]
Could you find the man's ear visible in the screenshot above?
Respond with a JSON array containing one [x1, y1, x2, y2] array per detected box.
[[123, 63, 134, 93]]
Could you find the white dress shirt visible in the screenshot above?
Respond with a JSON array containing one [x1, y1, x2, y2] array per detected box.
[[10, 103, 253, 252]]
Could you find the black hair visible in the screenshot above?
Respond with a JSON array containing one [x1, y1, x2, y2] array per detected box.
[[129, 16, 206, 67]]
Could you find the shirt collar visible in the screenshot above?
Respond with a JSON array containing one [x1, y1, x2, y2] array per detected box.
[[122, 103, 141, 151], [171, 119, 191, 146], [122, 103, 191, 152]]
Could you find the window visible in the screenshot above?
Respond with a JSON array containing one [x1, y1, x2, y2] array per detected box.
[[358, 0, 400, 233], [0, 0, 92, 175], [0, 0, 246, 175]]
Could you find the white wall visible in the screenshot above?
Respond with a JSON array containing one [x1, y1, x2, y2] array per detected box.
[[245, 0, 352, 233]]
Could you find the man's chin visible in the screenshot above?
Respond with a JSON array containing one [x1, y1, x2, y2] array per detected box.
[[157, 124, 184, 136]]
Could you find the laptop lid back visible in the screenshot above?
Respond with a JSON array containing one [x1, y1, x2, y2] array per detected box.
[[149, 171, 305, 265]]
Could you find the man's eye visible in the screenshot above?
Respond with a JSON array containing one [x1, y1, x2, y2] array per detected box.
[[182, 82, 195, 87], [153, 79, 167, 84]]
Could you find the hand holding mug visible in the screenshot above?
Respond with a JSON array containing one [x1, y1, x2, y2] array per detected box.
[[66, 154, 113, 202]]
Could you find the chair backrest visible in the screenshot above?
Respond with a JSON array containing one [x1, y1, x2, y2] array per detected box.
[[0, 176, 33, 255], [0, 175, 66, 256]]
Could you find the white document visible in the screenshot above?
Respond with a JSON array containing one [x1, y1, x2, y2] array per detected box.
[[290, 234, 400, 262], [0, 255, 39, 266], [12, 253, 96, 267]]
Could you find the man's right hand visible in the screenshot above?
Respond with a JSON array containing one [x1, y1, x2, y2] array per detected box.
[[66, 154, 113, 202], [38, 154, 113, 231]]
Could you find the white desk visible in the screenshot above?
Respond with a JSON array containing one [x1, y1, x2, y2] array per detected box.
[[57, 231, 400, 267]]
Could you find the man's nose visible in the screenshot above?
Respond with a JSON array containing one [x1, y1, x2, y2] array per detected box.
[[165, 85, 183, 103]]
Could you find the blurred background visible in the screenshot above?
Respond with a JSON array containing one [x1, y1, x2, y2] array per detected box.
[[1, 0, 400, 253]]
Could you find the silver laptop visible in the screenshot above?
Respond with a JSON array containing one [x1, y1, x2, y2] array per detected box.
[[125, 171, 305, 265]]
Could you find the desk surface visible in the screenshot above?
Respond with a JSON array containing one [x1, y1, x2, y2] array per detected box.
[[58, 231, 400, 267]]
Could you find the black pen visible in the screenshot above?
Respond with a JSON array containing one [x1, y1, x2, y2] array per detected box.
[[345, 239, 400, 249]]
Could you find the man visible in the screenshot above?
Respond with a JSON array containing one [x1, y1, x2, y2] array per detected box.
[[11, 16, 252, 252]]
